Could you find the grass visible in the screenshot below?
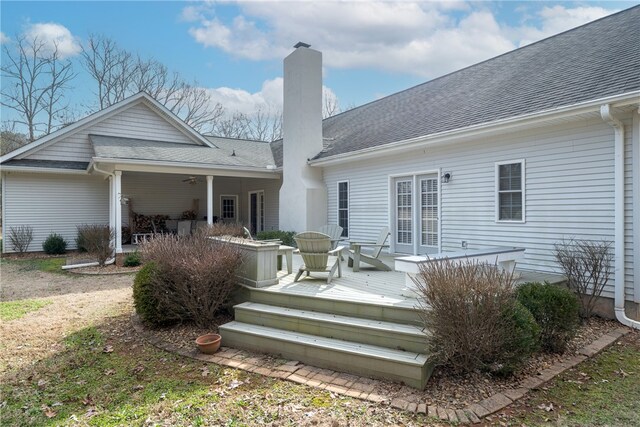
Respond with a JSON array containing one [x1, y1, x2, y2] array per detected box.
[[2, 257, 67, 274], [0, 299, 52, 321], [509, 333, 640, 426], [0, 319, 425, 426]]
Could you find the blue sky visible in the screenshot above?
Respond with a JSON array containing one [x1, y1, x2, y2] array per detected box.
[[1, 1, 636, 130]]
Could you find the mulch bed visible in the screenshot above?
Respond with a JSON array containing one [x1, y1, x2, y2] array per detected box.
[[140, 314, 621, 410]]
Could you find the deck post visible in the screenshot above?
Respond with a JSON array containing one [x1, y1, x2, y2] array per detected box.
[[206, 175, 214, 225], [108, 175, 115, 248], [114, 170, 123, 253]]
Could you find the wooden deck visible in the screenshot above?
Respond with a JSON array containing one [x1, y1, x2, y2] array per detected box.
[[262, 252, 565, 306]]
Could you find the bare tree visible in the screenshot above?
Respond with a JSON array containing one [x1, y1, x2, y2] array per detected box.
[[323, 88, 340, 118], [246, 106, 282, 141], [81, 35, 134, 109], [0, 123, 29, 155], [1, 36, 74, 141]]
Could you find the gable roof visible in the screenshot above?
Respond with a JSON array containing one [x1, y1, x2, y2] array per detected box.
[[92, 134, 275, 169], [0, 92, 216, 164], [313, 6, 640, 161]]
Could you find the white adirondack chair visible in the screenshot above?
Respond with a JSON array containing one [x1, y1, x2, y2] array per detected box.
[[347, 227, 391, 272], [294, 231, 345, 284], [318, 224, 344, 250], [177, 220, 192, 236]]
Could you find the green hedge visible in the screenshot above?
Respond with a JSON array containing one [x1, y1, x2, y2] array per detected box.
[[256, 230, 296, 247]]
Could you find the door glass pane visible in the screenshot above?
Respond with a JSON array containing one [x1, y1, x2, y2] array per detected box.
[[250, 193, 257, 234], [421, 178, 438, 246], [396, 180, 412, 244]]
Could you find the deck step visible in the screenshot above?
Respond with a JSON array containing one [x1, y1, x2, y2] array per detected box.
[[219, 321, 433, 389], [234, 285, 423, 325], [234, 302, 428, 353]]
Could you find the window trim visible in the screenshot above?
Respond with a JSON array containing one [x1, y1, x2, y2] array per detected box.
[[337, 180, 349, 238], [219, 194, 239, 223], [247, 190, 265, 234], [495, 159, 526, 223]]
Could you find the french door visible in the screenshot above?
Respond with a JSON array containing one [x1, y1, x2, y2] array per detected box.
[[248, 190, 265, 235], [393, 174, 439, 254]]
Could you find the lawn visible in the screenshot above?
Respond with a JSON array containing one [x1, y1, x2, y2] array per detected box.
[[0, 298, 52, 320], [2, 256, 67, 274]]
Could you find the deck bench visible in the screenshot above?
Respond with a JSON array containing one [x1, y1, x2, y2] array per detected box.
[[395, 247, 525, 296]]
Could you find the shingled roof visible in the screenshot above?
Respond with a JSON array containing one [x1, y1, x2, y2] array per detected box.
[[303, 6, 639, 162]]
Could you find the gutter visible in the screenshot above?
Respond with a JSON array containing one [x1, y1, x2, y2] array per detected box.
[[310, 91, 640, 167], [600, 104, 640, 330], [0, 166, 88, 174]]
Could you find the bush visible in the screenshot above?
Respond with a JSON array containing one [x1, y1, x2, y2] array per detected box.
[[555, 239, 612, 318], [256, 230, 296, 247], [414, 258, 539, 375], [133, 262, 178, 326], [495, 301, 540, 376], [75, 233, 88, 252], [8, 225, 33, 253], [77, 224, 114, 267], [517, 282, 580, 353], [202, 223, 245, 238], [42, 233, 67, 254], [123, 251, 142, 267], [140, 233, 243, 327]]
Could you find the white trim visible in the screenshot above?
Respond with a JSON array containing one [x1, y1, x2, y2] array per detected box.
[[633, 112, 640, 303], [336, 180, 349, 239], [309, 91, 640, 167], [247, 190, 265, 234], [114, 171, 123, 253], [0, 166, 89, 175], [495, 159, 526, 223], [1, 172, 6, 253], [0, 92, 215, 164], [91, 157, 281, 179], [219, 194, 239, 223], [206, 175, 214, 225]]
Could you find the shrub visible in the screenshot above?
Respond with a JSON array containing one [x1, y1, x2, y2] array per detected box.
[[77, 224, 114, 267], [256, 230, 296, 247], [414, 258, 538, 375], [494, 301, 540, 376], [201, 222, 245, 238], [42, 233, 67, 254], [555, 239, 612, 318], [140, 233, 243, 327], [123, 251, 142, 267], [516, 282, 580, 353], [8, 225, 33, 254], [75, 233, 88, 252], [133, 262, 177, 326]]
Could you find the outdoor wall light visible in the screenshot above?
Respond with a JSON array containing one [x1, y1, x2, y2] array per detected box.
[[441, 172, 452, 183]]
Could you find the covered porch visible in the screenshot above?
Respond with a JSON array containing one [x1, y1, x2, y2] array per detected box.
[[87, 134, 281, 253]]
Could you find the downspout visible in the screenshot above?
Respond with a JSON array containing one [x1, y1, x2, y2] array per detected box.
[[600, 104, 640, 329]]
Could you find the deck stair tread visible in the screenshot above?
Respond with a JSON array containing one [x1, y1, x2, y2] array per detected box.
[[235, 302, 427, 338], [219, 321, 428, 366]]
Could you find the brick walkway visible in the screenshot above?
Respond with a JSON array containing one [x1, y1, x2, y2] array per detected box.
[[132, 315, 629, 424]]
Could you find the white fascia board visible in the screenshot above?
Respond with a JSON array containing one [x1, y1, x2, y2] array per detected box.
[[309, 91, 640, 167], [0, 166, 89, 174], [92, 157, 282, 179]]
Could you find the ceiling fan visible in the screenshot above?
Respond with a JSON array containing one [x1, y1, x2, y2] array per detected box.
[[182, 176, 201, 185]]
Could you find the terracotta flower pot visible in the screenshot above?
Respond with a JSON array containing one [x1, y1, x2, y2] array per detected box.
[[195, 333, 221, 354]]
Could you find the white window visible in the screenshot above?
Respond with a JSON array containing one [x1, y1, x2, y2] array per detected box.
[[420, 178, 438, 247], [496, 160, 525, 222], [337, 181, 349, 238], [396, 180, 413, 245], [220, 195, 238, 222]]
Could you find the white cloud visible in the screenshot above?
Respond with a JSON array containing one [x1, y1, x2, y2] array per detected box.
[[514, 6, 617, 47], [0, 32, 9, 44], [25, 22, 81, 58], [206, 77, 339, 117], [186, 2, 619, 79]]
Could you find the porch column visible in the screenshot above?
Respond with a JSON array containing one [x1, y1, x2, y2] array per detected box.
[[114, 170, 123, 253], [108, 175, 114, 240], [206, 175, 214, 225]]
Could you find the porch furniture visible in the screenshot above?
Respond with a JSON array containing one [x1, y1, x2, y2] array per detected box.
[[294, 231, 345, 284], [165, 220, 178, 234], [318, 224, 344, 250], [132, 233, 153, 244], [347, 227, 391, 272], [177, 220, 192, 236]]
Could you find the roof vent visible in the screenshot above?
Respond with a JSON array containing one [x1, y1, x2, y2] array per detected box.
[[231, 150, 236, 156], [294, 41, 311, 49]]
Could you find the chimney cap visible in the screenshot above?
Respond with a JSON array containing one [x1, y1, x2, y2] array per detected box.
[[294, 41, 311, 49]]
